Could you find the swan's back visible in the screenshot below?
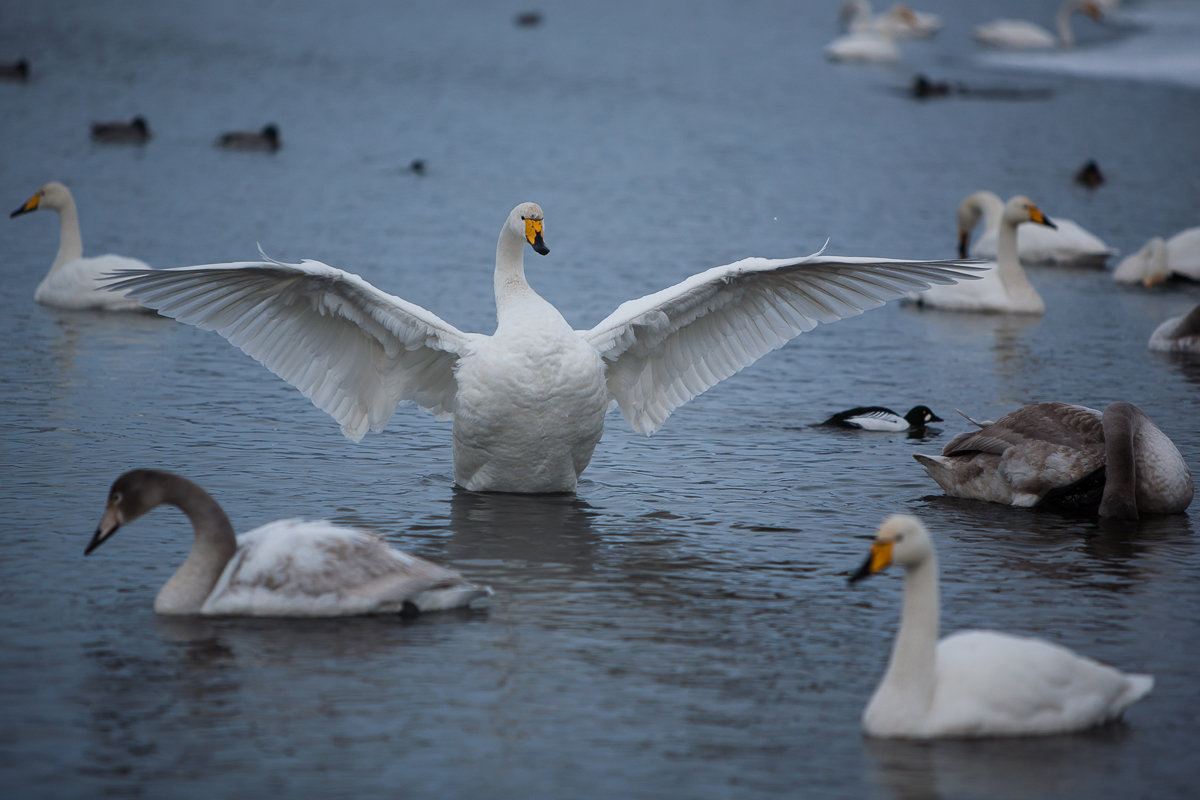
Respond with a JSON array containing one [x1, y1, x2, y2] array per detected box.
[[36, 254, 151, 311], [202, 519, 487, 616], [915, 403, 1104, 506], [921, 630, 1154, 737]]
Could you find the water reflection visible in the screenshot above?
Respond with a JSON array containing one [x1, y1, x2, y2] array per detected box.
[[862, 726, 1134, 800], [443, 488, 601, 569], [914, 496, 1195, 591]]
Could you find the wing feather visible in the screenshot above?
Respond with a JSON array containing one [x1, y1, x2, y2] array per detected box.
[[106, 257, 474, 441], [583, 253, 980, 434]]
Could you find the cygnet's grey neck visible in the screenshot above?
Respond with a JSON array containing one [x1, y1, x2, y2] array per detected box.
[[153, 474, 237, 614]]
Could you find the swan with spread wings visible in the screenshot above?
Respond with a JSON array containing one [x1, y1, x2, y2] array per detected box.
[[108, 202, 976, 493]]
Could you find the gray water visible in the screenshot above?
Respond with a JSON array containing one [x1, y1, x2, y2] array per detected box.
[[2, 1, 1199, 798]]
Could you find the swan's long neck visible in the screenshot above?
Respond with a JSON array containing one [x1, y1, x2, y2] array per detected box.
[[50, 197, 84, 273], [879, 554, 940, 710], [1057, 2, 1078, 47], [1099, 404, 1139, 520], [153, 474, 238, 614], [494, 224, 539, 329], [995, 217, 1041, 308]]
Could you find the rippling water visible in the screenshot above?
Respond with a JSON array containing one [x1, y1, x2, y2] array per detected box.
[[2, 1, 1198, 798]]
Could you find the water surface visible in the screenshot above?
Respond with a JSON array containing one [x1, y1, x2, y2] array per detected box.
[[1, 1, 1198, 798]]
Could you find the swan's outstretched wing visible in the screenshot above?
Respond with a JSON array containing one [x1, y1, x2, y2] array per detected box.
[[107, 257, 475, 441], [582, 253, 980, 435]]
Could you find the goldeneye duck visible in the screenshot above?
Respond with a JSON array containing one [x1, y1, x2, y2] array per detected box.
[[822, 405, 942, 432]]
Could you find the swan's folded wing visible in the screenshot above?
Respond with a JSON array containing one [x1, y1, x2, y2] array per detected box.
[[582, 253, 981, 435], [106, 258, 474, 441]]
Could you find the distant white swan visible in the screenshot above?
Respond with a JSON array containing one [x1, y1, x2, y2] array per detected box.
[[912, 195, 1051, 314], [107, 202, 976, 494], [849, 514, 1154, 738], [840, 1, 941, 38], [1113, 227, 1200, 285], [10, 182, 151, 311], [974, 0, 1103, 49], [957, 190, 1111, 266], [86, 469, 491, 616], [914, 401, 1193, 519], [825, 26, 901, 64], [1149, 304, 1200, 354]]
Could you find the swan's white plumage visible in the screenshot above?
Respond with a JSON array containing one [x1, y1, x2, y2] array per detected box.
[[841, 1, 941, 38], [11, 181, 150, 311], [1149, 304, 1200, 354], [202, 519, 482, 616], [1115, 228, 1200, 285], [974, 1, 1103, 49], [958, 190, 1111, 266], [851, 515, 1153, 738], [584, 254, 973, 435], [108, 203, 978, 493], [914, 195, 1049, 314], [825, 29, 901, 63], [115, 257, 470, 441]]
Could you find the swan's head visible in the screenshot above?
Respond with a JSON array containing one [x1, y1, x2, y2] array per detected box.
[[849, 514, 934, 583], [10, 181, 72, 218], [508, 202, 549, 256], [904, 406, 943, 427], [1004, 195, 1056, 231], [956, 191, 1003, 258], [85, 469, 170, 555]]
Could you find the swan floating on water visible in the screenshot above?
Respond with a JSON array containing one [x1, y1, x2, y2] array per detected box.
[[10, 181, 152, 311], [825, 26, 902, 64], [1113, 227, 1200, 286], [107, 202, 978, 493], [914, 401, 1193, 519], [86, 469, 491, 616], [1149, 304, 1200, 354], [911, 195, 1050, 314], [849, 514, 1154, 738], [956, 190, 1111, 266], [820, 405, 941, 432], [840, 1, 941, 39], [974, 0, 1103, 49]]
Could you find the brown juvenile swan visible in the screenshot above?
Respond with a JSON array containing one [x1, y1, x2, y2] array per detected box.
[[86, 469, 491, 616], [913, 401, 1193, 519]]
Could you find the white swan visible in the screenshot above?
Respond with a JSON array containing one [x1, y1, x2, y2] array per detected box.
[[849, 514, 1154, 738], [86, 469, 491, 616], [840, 1, 941, 39], [914, 401, 1193, 519], [107, 202, 977, 494], [10, 182, 151, 311], [1114, 227, 1200, 285], [825, 25, 902, 64], [957, 190, 1111, 266], [974, 0, 1103, 49], [912, 195, 1050, 314], [1149, 304, 1200, 354]]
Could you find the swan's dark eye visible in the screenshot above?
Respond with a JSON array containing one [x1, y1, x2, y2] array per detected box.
[[111, 491, 122, 504]]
